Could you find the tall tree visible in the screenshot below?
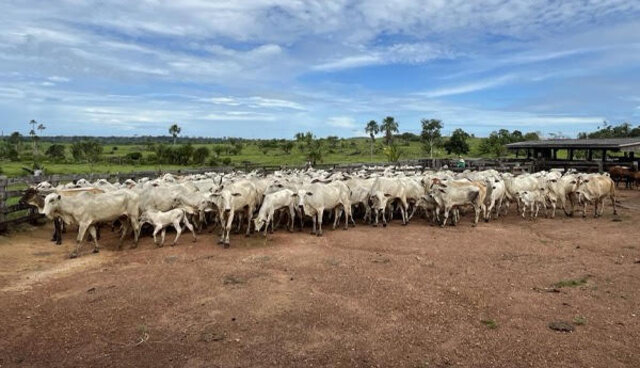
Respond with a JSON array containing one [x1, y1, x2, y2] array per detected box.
[[443, 128, 470, 155], [364, 120, 379, 161], [35, 123, 46, 154], [420, 118, 443, 158], [169, 123, 181, 145], [8, 132, 22, 151], [380, 116, 399, 145], [28, 119, 38, 154]]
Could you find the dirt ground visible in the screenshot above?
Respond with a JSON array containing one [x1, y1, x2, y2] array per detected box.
[[1, 191, 639, 368]]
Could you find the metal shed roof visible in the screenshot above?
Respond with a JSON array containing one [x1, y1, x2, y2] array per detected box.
[[505, 138, 640, 151]]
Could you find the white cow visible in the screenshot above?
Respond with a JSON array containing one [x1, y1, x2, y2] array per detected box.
[[368, 177, 408, 227], [140, 208, 197, 246], [43, 189, 141, 258], [253, 189, 296, 236], [294, 181, 351, 236], [211, 180, 259, 247]]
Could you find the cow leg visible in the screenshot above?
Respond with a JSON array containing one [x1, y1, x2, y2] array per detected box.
[[400, 199, 409, 225], [119, 221, 131, 248], [610, 191, 617, 215], [317, 208, 324, 236], [181, 215, 197, 242], [161, 228, 167, 247], [131, 217, 141, 245], [381, 208, 388, 227], [172, 219, 182, 246], [373, 207, 379, 227], [71, 223, 90, 258], [54, 217, 63, 245], [245, 206, 254, 237], [88, 225, 100, 254], [472, 204, 480, 226], [344, 204, 350, 230], [152, 225, 161, 246], [288, 206, 295, 232], [332, 207, 341, 230], [224, 211, 234, 247], [441, 207, 449, 227], [311, 214, 317, 235]]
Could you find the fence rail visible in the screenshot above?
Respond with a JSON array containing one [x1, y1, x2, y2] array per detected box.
[[3, 157, 617, 232]]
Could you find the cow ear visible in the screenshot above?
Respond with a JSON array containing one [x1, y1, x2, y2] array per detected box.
[[291, 193, 298, 197], [384, 193, 392, 197], [57, 194, 61, 200], [306, 192, 313, 196], [277, 184, 283, 188], [438, 189, 446, 193], [211, 193, 221, 197], [232, 193, 242, 197]]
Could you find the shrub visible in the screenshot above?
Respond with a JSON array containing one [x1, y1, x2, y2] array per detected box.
[[221, 157, 232, 166], [126, 152, 143, 160], [45, 144, 66, 161], [192, 147, 210, 165]]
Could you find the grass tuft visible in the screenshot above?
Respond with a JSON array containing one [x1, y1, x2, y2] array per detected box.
[[553, 276, 588, 288], [480, 319, 498, 329]]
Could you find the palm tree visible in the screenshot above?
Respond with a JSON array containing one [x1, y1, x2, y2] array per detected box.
[[29, 119, 37, 153], [169, 123, 181, 145], [364, 120, 379, 161], [380, 116, 399, 145], [36, 123, 46, 154]]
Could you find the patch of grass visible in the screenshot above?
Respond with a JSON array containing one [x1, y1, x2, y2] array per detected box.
[[553, 276, 589, 288], [325, 258, 340, 267], [573, 316, 587, 325], [223, 275, 246, 285], [135, 324, 149, 346], [480, 319, 498, 329]]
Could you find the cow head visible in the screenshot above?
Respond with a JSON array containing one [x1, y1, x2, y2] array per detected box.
[[210, 190, 241, 213], [43, 193, 62, 218], [369, 191, 392, 212]]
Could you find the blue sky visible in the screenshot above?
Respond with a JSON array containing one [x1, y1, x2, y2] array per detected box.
[[1, 0, 639, 138]]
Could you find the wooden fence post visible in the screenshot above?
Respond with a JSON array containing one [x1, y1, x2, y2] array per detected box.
[[0, 175, 7, 232]]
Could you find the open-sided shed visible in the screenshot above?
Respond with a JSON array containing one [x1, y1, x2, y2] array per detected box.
[[505, 138, 640, 163]]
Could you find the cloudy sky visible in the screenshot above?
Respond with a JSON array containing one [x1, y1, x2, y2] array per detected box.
[[1, 0, 639, 138]]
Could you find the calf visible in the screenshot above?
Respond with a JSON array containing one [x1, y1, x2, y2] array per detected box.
[[140, 208, 197, 246], [517, 189, 547, 219], [253, 189, 296, 236]]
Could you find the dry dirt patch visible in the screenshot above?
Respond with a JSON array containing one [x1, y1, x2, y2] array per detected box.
[[0, 191, 639, 367]]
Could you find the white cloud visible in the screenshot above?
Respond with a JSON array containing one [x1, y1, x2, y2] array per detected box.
[[327, 116, 357, 129], [313, 42, 454, 71], [48, 76, 71, 83], [418, 75, 516, 98]]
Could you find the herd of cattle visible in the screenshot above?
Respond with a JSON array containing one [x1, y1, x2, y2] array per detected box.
[[19, 165, 621, 258]]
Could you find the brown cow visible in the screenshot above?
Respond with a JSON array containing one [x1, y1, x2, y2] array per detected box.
[[608, 166, 632, 189]]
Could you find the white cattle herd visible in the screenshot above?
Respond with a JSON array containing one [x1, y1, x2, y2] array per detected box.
[[20, 165, 617, 258]]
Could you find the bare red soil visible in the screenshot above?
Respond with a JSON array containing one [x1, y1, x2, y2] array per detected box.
[[1, 191, 639, 367]]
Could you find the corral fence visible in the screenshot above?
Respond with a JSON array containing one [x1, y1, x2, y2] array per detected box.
[[3, 157, 616, 232]]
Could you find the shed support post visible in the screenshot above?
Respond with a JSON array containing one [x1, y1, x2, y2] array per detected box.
[[0, 176, 7, 232], [568, 149, 574, 161], [587, 149, 593, 161]]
